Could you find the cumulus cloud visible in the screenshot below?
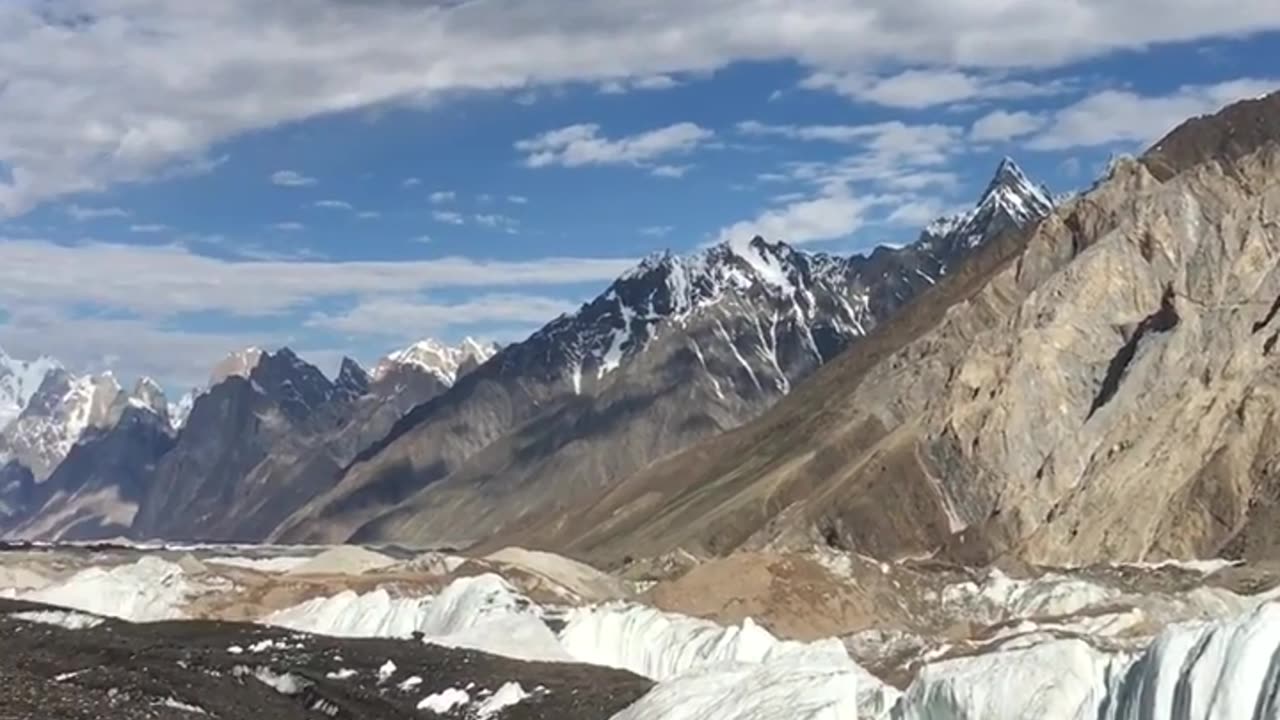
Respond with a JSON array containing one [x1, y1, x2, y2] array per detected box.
[[270, 170, 317, 187], [516, 123, 713, 169], [2, 1, 1278, 215], [1029, 78, 1279, 150], [473, 213, 519, 233], [429, 191, 457, 204]]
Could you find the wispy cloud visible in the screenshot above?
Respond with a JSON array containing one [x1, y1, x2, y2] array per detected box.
[[129, 223, 170, 233], [270, 221, 306, 231], [430, 191, 457, 204], [307, 294, 575, 337], [357, 211, 381, 220], [473, 213, 519, 233], [2, 2, 1277, 215], [651, 164, 692, 178], [1028, 78, 1278, 150], [402, 177, 423, 188], [640, 225, 674, 237], [802, 69, 1072, 109], [970, 110, 1046, 142], [507, 195, 529, 205], [598, 74, 681, 94], [270, 170, 317, 187], [314, 199, 354, 210], [516, 123, 713, 170], [67, 205, 131, 221], [433, 210, 465, 225]]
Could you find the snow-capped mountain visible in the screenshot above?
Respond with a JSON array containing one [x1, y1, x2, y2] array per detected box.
[[0, 369, 125, 481], [0, 347, 60, 431], [275, 159, 1056, 547], [373, 338, 499, 387], [923, 157, 1053, 249]]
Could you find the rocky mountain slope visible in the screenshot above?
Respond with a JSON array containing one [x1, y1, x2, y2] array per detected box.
[[541, 90, 1280, 569], [269, 160, 1053, 547]]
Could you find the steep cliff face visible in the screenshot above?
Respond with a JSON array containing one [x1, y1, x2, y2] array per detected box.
[[549, 90, 1280, 569]]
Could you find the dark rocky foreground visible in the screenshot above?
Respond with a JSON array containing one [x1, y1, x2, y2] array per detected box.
[[0, 599, 651, 720]]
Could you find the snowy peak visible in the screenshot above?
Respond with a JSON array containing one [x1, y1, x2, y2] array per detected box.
[[209, 347, 265, 386], [0, 347, 61, 430], [374, 338, 499, 387], [926, 158, 1054, 249]]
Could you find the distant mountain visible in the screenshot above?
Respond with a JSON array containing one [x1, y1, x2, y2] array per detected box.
[[373, 337, 499, 387], [0, 368, 124, 480], [270, 159, 1055, 548], [0, 347, 59, 431]]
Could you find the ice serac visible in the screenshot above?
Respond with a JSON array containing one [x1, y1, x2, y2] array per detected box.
[[263, 573, 570, 662], [273, 160, 1052, 548], [560, 90, 1280, 568]]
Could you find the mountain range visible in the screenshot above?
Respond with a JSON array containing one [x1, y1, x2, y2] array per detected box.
[[0, 156, 1053, 545]]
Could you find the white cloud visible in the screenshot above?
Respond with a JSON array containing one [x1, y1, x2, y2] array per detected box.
[[715, 190, 882, 248], [129, 223, 169, 233], [1029, 78, 1279, 150], [402, 177, 423, 188], [651, 164, 692, 178], [0, 237, 634, 319], [474, 213, 519, 232], [430, 191, 457, 204], [640, 225, 674, 237], [270, 221, 305, 231], [433, 210, 465, 225], [270, 170, 317, 187], [970, 110, 1046, 142], [66, 205, 130, 221], [802, 69, 1069, 109], [885, 199, 949, 227], [2, 2, 1279, 215], [516, 123, 713, 169], [599, 74, 680, 94], [314, 199, 354, 210], [412, 234, 433, 244], [357, 210, 381, 220], [307, 294, 575, 337], [507, 195, 529, 204]]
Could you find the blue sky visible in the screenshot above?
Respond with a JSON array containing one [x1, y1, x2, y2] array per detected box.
[[0, 1, 1278, 390]]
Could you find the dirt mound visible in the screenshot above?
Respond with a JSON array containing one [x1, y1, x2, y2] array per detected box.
[[284, 546, 396, 576], [486, 547, 629, 603]]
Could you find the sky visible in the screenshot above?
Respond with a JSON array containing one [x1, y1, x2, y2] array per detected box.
[[0, 1, 1278, 391]]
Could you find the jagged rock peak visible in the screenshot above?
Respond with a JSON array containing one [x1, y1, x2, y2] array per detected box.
[[374, 337, 499, 386], [208, 346, 265, 385], [924, 157, 1055, 246], [336, 357, 371, 397]]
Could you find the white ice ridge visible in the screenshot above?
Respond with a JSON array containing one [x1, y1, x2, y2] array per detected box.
[[562, 604, 899, 717], [15, 557, 197, 622], [891, 601, 1280, 720], [262, 573, 570, 662]]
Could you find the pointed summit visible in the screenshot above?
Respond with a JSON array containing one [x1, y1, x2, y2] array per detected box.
[[336, 357, 371, 399], [925, 158, 1054, 250]]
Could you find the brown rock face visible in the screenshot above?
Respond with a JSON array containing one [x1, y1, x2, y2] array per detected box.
[[547, 89, 1280, 569]]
